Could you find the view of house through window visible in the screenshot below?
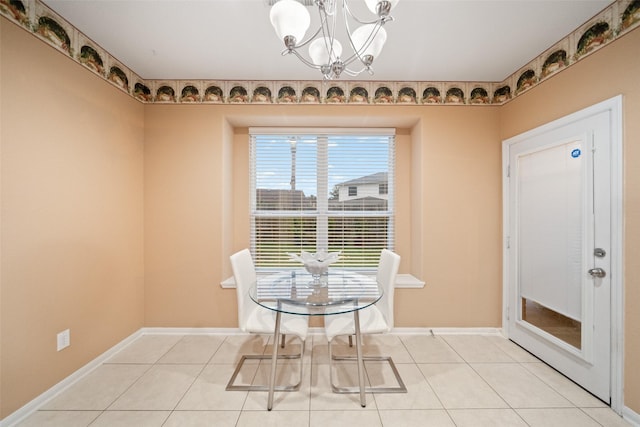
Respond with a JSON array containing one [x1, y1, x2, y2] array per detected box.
[[250, 129, 395, 270]]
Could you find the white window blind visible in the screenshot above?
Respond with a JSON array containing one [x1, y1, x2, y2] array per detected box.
[[249, 128, 395, 270]]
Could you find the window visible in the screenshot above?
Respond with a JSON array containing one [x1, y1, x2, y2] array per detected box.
[[250, 128, 395, 270], [379, 183, 388, 195]]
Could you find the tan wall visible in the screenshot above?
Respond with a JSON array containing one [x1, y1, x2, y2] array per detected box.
[[400, 107, 503, 327], [499, 28, 640, 414], [2, 12, 639, 420], [143, 106, 234, 327], [143, 105, 502, 329], [0, 20, 145, 418]]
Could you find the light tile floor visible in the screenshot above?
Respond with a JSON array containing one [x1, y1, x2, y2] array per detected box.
[[15, 333, 632, 427]]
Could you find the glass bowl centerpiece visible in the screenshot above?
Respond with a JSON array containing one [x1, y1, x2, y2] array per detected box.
[[289, 250, 340, 285]]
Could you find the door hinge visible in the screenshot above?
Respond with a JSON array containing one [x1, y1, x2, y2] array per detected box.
[[506, 236, 510, 249], [506, 164, 510, 178]]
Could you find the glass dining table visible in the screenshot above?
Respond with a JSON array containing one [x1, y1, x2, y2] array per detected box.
[[249, 269, 382, 410]]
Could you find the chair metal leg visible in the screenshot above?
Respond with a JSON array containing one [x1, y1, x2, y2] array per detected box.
[[225, 337, 305, 393], [328, 337, 407, 394]]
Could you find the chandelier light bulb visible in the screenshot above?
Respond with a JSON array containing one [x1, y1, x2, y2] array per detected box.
[[351, 24, 387, 59], [270, 0, 311, 48], [309, 37, 343, 66]]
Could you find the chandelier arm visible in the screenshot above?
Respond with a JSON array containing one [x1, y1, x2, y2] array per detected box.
[[286, 5, 331, 53], [317, 2, 332, 40], [341, 8, 384, 66], [292, 24, 325, 51], [318, 0, 337, 16], [341, 67, 362, 77], [341, 2, 360, 64], [327, 3, 340, 62], [341, 53, 366, 68], [312, 2, 336, 61], [311, 3, 342, 71], [341, 63, 375, 77], [288, 49, 324, 70]]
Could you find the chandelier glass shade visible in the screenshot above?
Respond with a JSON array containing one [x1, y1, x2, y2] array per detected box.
[[269, 0, 399, 79]]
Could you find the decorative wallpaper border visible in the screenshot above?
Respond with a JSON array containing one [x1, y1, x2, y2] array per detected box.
[[2, 0, 639, 106]]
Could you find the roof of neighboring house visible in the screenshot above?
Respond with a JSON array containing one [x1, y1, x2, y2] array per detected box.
[[337, 172, 387, 186]]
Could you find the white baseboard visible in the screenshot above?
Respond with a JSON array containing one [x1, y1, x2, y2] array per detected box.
[[0, 329, 143, 427], [142, 326, 503, 337], [140, 327, 242, 335], [134, 327, 505, 336], [623, 406, 640, 427]]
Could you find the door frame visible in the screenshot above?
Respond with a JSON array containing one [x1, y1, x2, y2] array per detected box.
[[501, 95, 624, 413]]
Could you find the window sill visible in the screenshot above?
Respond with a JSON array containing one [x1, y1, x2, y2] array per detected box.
[[220, 273, 425, 289]]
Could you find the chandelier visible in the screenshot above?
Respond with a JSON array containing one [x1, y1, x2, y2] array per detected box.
[[269, 0, 399, 80]]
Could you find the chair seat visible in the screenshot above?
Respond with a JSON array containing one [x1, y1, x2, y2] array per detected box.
[[245, 307, 309, 340], [324, 305, 390, 342]]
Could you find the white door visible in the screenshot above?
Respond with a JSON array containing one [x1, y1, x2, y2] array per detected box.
[[503, 97, 622, 403]]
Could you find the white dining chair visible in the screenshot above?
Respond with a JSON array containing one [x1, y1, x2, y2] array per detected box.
[[323, 249, 406, 393], [226, 249, 309, 391]]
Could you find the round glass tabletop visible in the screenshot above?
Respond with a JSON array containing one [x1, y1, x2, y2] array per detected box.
[[249, 269, 383, 316]]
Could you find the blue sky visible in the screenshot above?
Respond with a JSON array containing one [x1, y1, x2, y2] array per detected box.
[[254, 135, 390, 197]]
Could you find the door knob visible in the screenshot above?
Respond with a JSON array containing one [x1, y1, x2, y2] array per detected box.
[[588, 268, 606, 278]]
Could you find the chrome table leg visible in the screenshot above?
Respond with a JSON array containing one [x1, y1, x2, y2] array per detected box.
[[354, 310, 366, 407], [268, 309, 282, 411]]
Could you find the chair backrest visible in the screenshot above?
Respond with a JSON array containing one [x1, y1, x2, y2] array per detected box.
[[376, 249, 401, 328], [230, 249, 257, 332]]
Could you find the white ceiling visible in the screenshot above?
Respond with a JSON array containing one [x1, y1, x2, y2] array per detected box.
[[42, 0, 613, 82]]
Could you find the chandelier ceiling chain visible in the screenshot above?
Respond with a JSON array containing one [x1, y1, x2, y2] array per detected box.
[[269, 0, 399, 80]]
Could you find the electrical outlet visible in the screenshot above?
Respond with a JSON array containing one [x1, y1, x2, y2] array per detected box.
[[57, 329, 70, 351]]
